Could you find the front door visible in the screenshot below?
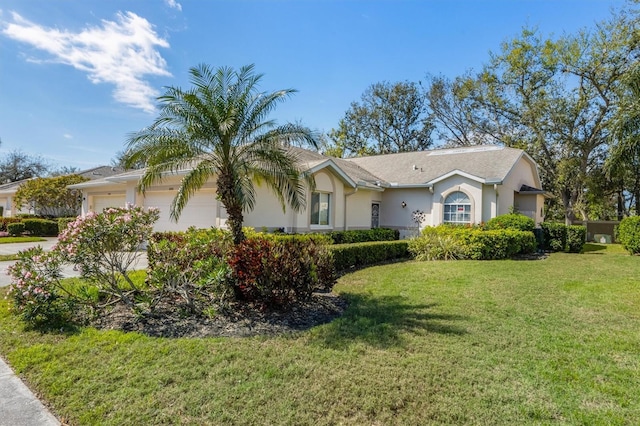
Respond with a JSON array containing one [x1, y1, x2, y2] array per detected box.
[[371, 203, 380, 228]]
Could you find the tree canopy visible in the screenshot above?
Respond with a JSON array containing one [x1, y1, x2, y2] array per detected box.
[[0, 150, 49, 184], [14, 174, 89, 217], [327, 81, 433, 157]]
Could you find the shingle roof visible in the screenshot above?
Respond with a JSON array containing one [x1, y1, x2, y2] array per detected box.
[[345, 145, 526, 185], [69, 145, 536, 191], [288, 147, 381, 185]]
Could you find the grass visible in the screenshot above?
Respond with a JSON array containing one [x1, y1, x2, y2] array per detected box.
[[1, 252, 639, 425], [0, 236, 46, 244], [0, 254, 20, 261]]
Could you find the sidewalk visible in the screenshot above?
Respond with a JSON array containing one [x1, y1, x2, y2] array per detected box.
[[0, 358, 60, 426]]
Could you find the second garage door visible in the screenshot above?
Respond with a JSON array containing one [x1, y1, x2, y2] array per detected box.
[[143, 190, 217, 232], [92, 194, 126, 213]]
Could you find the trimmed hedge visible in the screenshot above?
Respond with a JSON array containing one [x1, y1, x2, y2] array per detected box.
[[617, 216, 640, 255], [7, 222, 25, 236], [485, 213, 535, 232], [327, 228, 399, 244], [329, 240, 410, 272], [540, 222, 586, 253], [22, 219, 59, 237]]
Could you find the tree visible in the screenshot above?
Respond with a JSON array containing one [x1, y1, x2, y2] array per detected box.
[[0, 150, 49, 183], [14, 174, 89, 217], [49, 166, 80, 177], [328, 81, 433, 156], [607, 64, 640, 216], [425, 74, 505, 147], [125, 64, 318, 244], [111, 149, 145, 169], [457, 11, 637, 224]]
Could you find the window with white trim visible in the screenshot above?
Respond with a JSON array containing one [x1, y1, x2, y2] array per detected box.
[[443, 191, 471, 224], [311, 192, 331, 226]]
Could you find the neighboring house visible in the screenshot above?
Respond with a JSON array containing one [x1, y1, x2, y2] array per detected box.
[[69, 145, 547, 235], [0, 166, 125, 217]]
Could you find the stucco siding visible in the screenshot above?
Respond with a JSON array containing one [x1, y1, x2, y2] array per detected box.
[[379, 188, 431, 229], [482, 185, 498, 223], [345, 189, 375, 230]]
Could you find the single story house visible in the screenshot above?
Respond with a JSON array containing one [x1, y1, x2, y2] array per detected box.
[[0, 166, 125, 217], [68, 145, 546, 236]]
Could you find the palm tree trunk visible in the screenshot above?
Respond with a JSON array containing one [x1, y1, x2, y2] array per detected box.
[[217, 171, 246, 245]]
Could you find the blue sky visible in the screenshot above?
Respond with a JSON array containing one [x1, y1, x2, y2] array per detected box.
[[0, 0, 627, 169]]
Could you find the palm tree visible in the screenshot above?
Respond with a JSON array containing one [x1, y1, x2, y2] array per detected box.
[[125, 64, 318, 244]]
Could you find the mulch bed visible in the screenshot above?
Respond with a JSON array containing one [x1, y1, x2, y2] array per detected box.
[[90, 292, 348, 338]]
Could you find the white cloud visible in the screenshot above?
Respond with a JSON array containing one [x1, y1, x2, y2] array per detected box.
[[1, 11, 171, 113], [63, 133, 73, 139], [165, 0, 182, 11]]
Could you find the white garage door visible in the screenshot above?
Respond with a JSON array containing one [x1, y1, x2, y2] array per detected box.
[[92, 195, 126, 213], [143, 190, 217, 232]]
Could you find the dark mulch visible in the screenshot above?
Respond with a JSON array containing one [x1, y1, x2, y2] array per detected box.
[[90, 292, 348, 338]]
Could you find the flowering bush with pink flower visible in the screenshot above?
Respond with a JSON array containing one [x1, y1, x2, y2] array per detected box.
[[6, 246, 75, 326], [7, 205, 160, 326], [55, 205, 159, 309]]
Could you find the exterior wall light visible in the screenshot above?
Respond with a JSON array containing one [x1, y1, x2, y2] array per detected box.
[[401, 201, 407, 208]]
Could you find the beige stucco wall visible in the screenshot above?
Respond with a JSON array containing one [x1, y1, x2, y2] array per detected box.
[[482, 185, 498, 223], [345, 189, 376, 230], [379, 188, 432, 230]]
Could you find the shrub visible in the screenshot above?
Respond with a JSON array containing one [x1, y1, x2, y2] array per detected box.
[[0, 217, 22, 232], [327, 228, 399, 244], [7, 247, 75, 327], [408, 232, 463, 261], [147, 228, 233, 310], [485, 213, 535, 232], [7, 222, 25, 236], [15, 213, 40, 219], [540, 222, 567, 252], [617, 216, 640, 255], [566, 225, 586, 253], [261, 232, 333, 245], [410, 225, 535, 261], [22, 218, 58, 236], [329, 240, 409, 272], [56, 206, 160, 310], [462, 229, 536, 260], [149, 229, 334, 310], [228, 236, 335, 308]]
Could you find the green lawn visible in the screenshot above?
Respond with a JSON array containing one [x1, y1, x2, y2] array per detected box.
[[1, 251, 639, 425], [0, 236, 46, 244]]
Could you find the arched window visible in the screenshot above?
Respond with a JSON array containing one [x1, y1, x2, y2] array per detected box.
[[443, 191, 471, 224]]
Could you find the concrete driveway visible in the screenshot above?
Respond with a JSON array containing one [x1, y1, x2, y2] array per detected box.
[[0, 237, 147, 287]]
